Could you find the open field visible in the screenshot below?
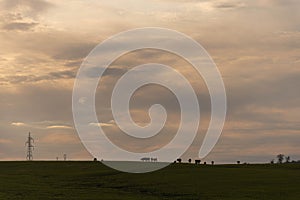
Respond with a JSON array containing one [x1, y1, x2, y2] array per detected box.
[[0, 161, 299, 200]]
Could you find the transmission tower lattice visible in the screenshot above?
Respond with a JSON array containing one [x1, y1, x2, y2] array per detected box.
[[25, 132, 34, 161]]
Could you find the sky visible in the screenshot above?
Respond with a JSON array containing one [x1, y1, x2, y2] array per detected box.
[[0, 0, 299, 163]]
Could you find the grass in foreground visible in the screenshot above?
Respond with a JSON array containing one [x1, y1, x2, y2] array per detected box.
[[0, 161, 300, 200]]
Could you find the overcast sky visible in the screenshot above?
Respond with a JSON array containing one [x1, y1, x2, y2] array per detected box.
[[0, 0, 299, 163]]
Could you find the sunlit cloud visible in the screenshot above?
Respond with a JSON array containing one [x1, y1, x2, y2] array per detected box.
[[0, 0, 299, 161], [46, 125, 73, 129], [89, 122, 115, 127], [11, 122, 27, 127]]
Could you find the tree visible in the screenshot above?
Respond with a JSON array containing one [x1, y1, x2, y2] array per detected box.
[[237, 161, 240, 164], [188, 159, 192, 163], [270, 159, 274, 164], [277, 154, 284, 164], [285, 156, 290, 163]]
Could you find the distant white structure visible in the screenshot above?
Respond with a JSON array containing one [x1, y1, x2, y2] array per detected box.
[[141, 157, 150, 162], [141, 157, 158, 162]]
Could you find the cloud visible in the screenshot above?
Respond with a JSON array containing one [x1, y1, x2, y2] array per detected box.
[[213, 1, 246, 9], [255, 0, 299, 6], [0, 139, 13, 144], [0, 70, 76, 85], [0, 29, 97, 62], [89, 122, 115, 127], [0, 0, 54, 33], [11, 122, 27, 126], [2, 0, 54, 15], [52, 42, 96, 60], [83, 66, 127, 78], [40, 133, 78, 144], [2, 22, 39, 31], [0, 0, 300, 162], [46, 125, 73, 129], [10, 120, 73, 130]]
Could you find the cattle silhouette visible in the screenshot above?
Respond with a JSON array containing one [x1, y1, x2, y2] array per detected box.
[[195, 160, 201, 164]]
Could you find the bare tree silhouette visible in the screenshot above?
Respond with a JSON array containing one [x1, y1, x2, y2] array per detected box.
[[277, 154, 284, 164], [285, 156, 290, 163]]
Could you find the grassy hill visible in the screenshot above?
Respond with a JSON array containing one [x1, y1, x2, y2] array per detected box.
[[0, 161, 300, 200]]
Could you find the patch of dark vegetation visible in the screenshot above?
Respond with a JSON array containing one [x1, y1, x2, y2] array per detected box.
[[0, 161, 300, 199]]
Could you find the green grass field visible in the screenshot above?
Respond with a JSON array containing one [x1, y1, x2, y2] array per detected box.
[[0, 161, 299, 200]]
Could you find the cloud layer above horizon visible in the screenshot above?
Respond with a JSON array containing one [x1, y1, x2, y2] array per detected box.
[[0, 0, 299, 163]]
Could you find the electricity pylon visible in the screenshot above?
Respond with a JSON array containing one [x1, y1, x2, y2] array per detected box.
[[25, 132, 34, 161]]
